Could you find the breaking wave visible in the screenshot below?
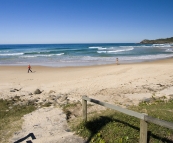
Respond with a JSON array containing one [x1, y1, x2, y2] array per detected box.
[[0, 53, 24, 56]]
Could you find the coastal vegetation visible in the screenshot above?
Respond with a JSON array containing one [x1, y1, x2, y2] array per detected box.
[[140, 37, 173, 44], [0, 99, 36, 143], [1, 95, 173, 142], [67, 97, 173, 143]]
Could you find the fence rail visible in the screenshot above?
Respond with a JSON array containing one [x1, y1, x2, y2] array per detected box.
[[82, 95, 173, 143]]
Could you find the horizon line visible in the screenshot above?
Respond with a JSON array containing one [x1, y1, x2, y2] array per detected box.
[[0, 42, 139, 45]]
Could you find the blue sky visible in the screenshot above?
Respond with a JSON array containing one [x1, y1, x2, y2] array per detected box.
[[0, 0, 173, 44]]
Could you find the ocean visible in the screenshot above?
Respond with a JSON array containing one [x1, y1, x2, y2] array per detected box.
[[0, 43, 173, 67]]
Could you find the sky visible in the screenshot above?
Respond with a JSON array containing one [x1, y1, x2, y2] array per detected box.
[[0, 0, 173, 44]]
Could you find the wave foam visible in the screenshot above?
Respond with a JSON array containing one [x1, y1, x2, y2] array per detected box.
[[97, 47, 134, 54], [153, 44, 171, 47], [0, 53, 24, 56], [165, 49, 173, 52], [98, 47, 107, 50], [89, 46, 102, 49], [97, 51, 107, 53], [121, 54, 173, 61], [56, 53, 64, 56], [119, 46, 134, 48], [21, 53, 64, 58]]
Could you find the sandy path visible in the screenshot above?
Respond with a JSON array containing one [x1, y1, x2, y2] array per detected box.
[[11, 106, 85, 143]]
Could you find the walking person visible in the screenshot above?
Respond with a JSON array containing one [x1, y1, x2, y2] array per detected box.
[[116, 58, 119, 65], [28, 64, 32, 73]]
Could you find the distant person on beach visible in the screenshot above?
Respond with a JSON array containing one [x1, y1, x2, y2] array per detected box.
[[28, 64, 32, 73], [116, 58, 119, 65]]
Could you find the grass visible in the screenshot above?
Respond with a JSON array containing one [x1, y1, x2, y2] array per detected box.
[[0, 99, 36, 143], [1, 95, 173, 143], [69, 99, 173, 143], [62, 102, 82, 120], [41, 102, 52, 107]]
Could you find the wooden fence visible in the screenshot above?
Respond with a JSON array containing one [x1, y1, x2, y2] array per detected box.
[[82, 96, 173, 143]]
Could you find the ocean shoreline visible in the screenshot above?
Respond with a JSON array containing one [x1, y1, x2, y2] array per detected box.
[[1, 43, 173, 67], [1, 56, 173, 68]]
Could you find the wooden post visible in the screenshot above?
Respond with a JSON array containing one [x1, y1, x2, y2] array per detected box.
[[81, 96, 173, 142], [82, 96, 87, 121], [139, 114, 148, 143]]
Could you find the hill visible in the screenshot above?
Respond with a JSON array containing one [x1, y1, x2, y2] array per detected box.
[[140, 37, 173, 44]]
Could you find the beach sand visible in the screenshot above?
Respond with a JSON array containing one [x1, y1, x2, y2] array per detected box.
[[1, 58, 173, 104], [1, 58, 173, 142]]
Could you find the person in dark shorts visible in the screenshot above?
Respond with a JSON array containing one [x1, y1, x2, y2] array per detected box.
[[28, 64, 32, 73]]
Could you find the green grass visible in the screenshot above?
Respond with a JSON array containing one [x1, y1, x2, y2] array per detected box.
[[62, 102, 82, 120], [0, 99, 36, 143], [41, 102, 52, 107], [1, 96, 173, 143], [70, 99, 173, 143]]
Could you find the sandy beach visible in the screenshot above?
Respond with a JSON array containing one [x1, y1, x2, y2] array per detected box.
[[1, 58, 173, 104], [1, 58, 173, 142]]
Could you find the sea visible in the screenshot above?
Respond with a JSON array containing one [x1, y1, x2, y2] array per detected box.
[[0, 43, 173, 67]]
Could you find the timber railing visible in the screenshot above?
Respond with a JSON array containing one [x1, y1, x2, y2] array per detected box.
[[82, 96, 173, 143]]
